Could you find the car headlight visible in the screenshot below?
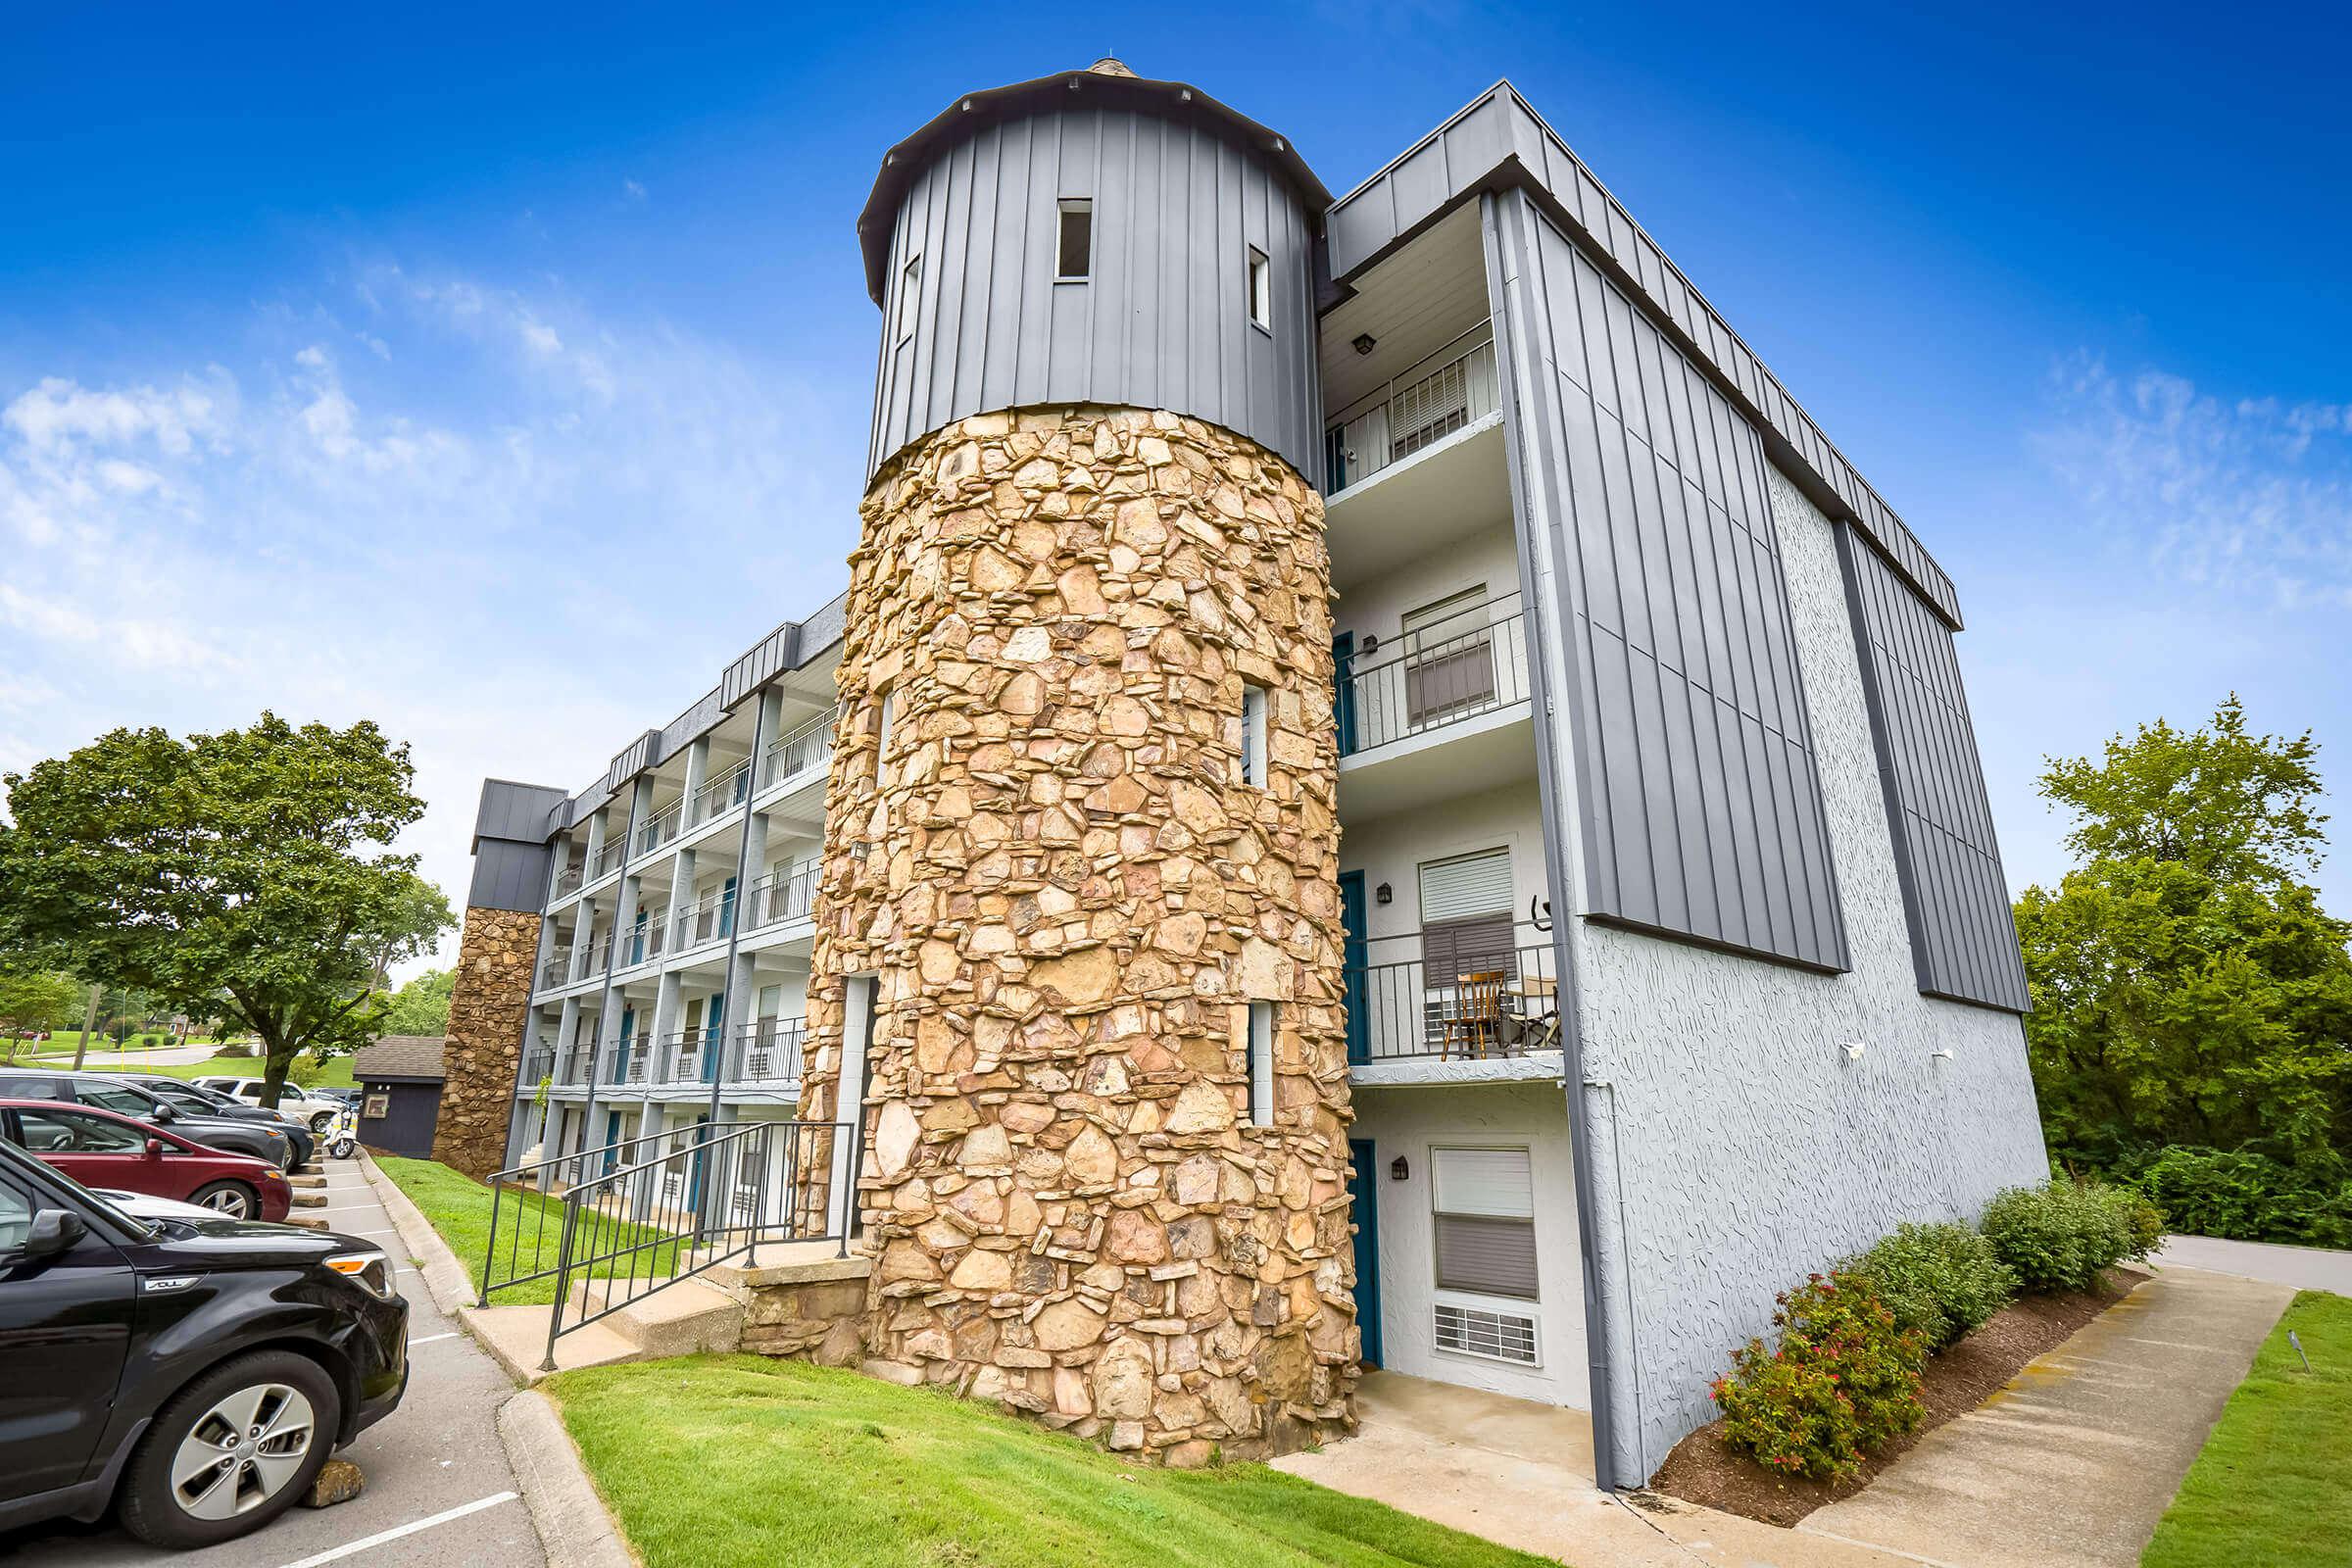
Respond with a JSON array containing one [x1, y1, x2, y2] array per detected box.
[[323, 1250, 396, 1298]]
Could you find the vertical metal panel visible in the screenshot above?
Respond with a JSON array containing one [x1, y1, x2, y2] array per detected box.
[[1493, 192, 1846, 971], [867, 102, 1323, 485], [1838, 527, 2030, 1011]]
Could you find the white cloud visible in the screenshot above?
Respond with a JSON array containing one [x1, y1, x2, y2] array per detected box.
[[2034, 355, 2352, 610], [622, 178, 647, 201]]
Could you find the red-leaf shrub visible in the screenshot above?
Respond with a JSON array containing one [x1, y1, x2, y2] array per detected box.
[[1711, 1271, 1927, 1481]]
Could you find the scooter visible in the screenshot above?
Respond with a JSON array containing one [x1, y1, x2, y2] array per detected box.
[[325, 1104, 359, 1160]]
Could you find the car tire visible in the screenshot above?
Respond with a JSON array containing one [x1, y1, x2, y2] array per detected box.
[[117, 1348, 341, 1549], [310, 1111, 335, 1136], [187, 1181, 262, 1220]]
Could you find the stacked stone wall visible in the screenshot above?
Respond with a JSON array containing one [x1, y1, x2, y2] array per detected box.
[[798, 404, 1358, 1461], [432, 905, 540, 1179]]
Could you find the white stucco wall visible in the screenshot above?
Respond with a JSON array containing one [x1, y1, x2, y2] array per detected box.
[[1339, 778, 1548, 945], [1333, 520, 1523, 653], [1560, 465, 2050, 1478], [1350, 1081, 1589, 1408]]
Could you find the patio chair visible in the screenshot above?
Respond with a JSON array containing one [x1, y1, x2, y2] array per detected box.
[[1439, 971, 1508, 1058]]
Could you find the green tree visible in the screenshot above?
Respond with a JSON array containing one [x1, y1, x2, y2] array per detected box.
[[2018, 698, 2352, 1173], [0, 712, 455, 1103], [379, 966, 455, 1036], [0, 965, 79, 1062]]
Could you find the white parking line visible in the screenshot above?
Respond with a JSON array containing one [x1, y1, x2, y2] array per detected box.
[[409, 1331, 461, 1345], [272, 1491, 519, 1568]]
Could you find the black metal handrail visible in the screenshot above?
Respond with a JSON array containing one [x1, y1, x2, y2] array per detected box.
[[745, 860, 819, 930], [1343, 917, 1561, 1064], [477, 1117, 860, 1370], [1338, 594, 1530, 757]]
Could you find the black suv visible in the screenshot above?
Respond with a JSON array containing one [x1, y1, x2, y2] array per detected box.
[[0, 1141, 407, 1547], [0, 1071, 293, 1170], [105, 1074, 318, 1167]]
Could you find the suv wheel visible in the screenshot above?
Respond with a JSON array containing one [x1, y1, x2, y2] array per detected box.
[[118, 1349, 340, 1548], [310, 1110, 336, 1135], [187, 1181, 260, 1219]]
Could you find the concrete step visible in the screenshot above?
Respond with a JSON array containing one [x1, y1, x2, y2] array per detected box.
[[567, 1275, 745, 1358], [466, 1304, 645, 1385]]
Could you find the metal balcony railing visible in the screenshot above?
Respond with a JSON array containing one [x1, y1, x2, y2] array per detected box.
[[1325, 324, 1498, 493], [724, 1017, 807, 1084], [746, 860, 820, 931], [520, 1050, 555, 1085], [634, 800, 684, 860], [538, 948, 574, 991], [691, 758, 754, 827], [650, 1027, 725, 1085], [761, 708, 837, 790], [613, 915, 666, 969], [557, 1047, 596, 1085], [1343, 918, 1561, 1064], [1337, 593, 1530, 757], [589, 840, 625, 880], [670, 886, 738, 951], [551, 863, 585, 900]]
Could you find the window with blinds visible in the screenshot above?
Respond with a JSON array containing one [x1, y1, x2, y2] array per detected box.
[[1418, 848, 1516, 987], [1402, 588, 1497, 728], [1432, 1146, 1539, 1300]]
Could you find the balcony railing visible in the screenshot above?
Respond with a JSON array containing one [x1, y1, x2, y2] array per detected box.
[[671, 886, 738, 952], [613, 915, 667, 970], [557, 1047, 596, 1085], [1325, 325, 1497, 493], [1344, 918, 1561, 1065], [539, 947, 575, 991], [551, 862, 585, 901], [746, 860, 820, 931], [691, 758, 755, 827], [1337, 593, 1530, 757], [652, 1027, 724, 1085], [724, 1017, 806, 1083], [520, 1049, 555, 1085], [589, 840, 625, 881], [635, 800, 684, 860], [761, 708, 837, 790]]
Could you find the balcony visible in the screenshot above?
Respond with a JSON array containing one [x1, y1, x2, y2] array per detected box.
[[745, 860, 820, 932], [1326, 326, 1496, 496], [551, 862, 585, 901], [1339, 592, 1530, 759], [761, 708, 836, 791], [613, 915, 667, 970], [1345, 919, 1561, 1071], [671, 885, 739, 952], [538, 947, 575, 991], [634, 800, 684, 861], [588, 839, 626, 882], [690, 757, 754, 827], [520, 1049, 555, 1086], [724, 1016, 806, 1084]]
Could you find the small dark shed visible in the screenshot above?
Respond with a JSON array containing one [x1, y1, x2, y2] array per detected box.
[[352, 1035, 447, 1158]]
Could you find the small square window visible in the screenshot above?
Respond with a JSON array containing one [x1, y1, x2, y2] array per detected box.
[[1247, 247, 1272, 331], [898, 255, 921, 342], [1055, 199, 1092, 280], [362, 1092, 390, 1120]]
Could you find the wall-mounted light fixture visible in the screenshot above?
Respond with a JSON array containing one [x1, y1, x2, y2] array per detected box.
[[1352, 333, 1378, 356], [1931, 1047, 1954, 1061], [1390, 1155, 1409, 1181], [1840, 1040, 1867, 1062], [1375, 883, 1393, 906]]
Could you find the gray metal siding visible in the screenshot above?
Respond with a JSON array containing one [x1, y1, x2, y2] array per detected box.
[[1328, 81, 1960, 630], [868, 103, 1324, 484], [1837, 526, 2030, 1011], [467, 837, 553, 913], [1493, 192, 1846, 971]]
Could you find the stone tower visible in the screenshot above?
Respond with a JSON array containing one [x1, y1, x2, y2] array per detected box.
[[795, 61, 1357, 1461]]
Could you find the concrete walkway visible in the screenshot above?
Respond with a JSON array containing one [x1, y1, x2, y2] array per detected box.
[[2156, 1232, 2352, 1294], [1800, 1266, 2294, 1567]]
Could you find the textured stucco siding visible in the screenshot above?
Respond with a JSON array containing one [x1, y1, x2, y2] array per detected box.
[[1350, 1082, 1589, 1408], [1569, 465, 2047, 1479]]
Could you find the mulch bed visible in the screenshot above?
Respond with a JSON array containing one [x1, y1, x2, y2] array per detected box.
[[1643, 1266, 2149, 1527]]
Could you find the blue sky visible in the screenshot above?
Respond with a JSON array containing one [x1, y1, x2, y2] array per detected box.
[[4, 2, 2346, 968]]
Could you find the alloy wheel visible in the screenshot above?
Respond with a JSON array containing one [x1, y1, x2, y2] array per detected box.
[[197, 1185, 254, 1219], [167, 1384, 316, 1521]]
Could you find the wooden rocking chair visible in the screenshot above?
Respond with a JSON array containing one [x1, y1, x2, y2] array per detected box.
[[1439, 970, 1508, 1059]]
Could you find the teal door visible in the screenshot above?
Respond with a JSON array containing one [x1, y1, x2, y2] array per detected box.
[[1332, 632, 1358, 756], [718, 875, 739, 939], [1339, 870, 1370, 1064], [601, 1110, 624, 1172], [703, 993, 725, 1083], [612, 1007, 636, 1084], [1348, 1138, 1382, 1368]]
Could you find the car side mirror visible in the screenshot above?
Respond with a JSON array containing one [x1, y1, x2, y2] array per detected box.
[[24, 1209, 87, 1257], [145, 1137, 167, 1157], [149, 1103, 175, 1123]]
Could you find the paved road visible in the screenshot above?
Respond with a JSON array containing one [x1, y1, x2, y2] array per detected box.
[[1, 1154, 546, 1567], [25, 1044, 225, 1067], [2156, 1232, 2352, 1294]]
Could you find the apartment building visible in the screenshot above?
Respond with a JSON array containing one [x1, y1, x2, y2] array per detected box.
[[441, 60, 2048, 1485]]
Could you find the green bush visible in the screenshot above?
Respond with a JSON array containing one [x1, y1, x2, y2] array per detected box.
[[1711, 1272, 1926, 1481], [2130, 1146, 2352, 1250], [1844, 1222, 2017, 1350], [1980, 1180, 2156, 1294]]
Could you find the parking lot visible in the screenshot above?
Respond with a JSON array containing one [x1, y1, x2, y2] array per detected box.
[[1, 1157, 546, 1567]]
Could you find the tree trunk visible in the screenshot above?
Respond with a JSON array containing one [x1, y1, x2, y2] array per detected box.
[[70, 987, 100, 1070]]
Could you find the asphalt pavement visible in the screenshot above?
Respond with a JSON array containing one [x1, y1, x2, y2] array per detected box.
[[2, 1153, 547, 1567], [2155, 1232, 2352, 1294]]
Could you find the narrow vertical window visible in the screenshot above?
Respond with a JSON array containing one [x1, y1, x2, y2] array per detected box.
[[897, 255, 921, 342], [1055, 198, 1093, 280], [1240, 682, 1269, 787], [873, 689, 895, 787], [1248, 1003, 1274, 1127], [1247, 246, 1271, 331]]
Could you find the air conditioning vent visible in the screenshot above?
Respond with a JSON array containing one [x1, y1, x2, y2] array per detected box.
[[1434, 1302, 1538, 1365]]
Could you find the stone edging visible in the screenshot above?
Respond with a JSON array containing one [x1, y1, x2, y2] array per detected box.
[[355, 1151, 637, 1568]]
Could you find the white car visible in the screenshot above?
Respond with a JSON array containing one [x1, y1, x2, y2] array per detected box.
[[90, 1187, 235, 1224], [193, 1075, 345, 1133]]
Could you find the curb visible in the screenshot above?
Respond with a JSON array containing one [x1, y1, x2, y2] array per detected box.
[[498, 1390, 638, 1568], [354, 1149, 476, 1317]]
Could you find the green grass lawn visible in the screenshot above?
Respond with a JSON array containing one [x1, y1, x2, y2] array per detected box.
[[2141, 1291, 2352, 1567], [546, 1354, 1555, 1568], [17, 1045, 357, 1090], [375, 1154, 682, 1306]]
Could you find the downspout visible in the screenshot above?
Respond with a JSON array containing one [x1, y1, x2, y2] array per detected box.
[[698, 691, 771, 1220], [576, 779, 646, 1174], [1478, 188, 1628, 1492]]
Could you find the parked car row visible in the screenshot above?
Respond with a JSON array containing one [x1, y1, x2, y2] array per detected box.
[[0, 1065, 409, 1549]]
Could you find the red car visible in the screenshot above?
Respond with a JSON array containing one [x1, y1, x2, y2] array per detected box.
[[0, 1098, 293, 1221]]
